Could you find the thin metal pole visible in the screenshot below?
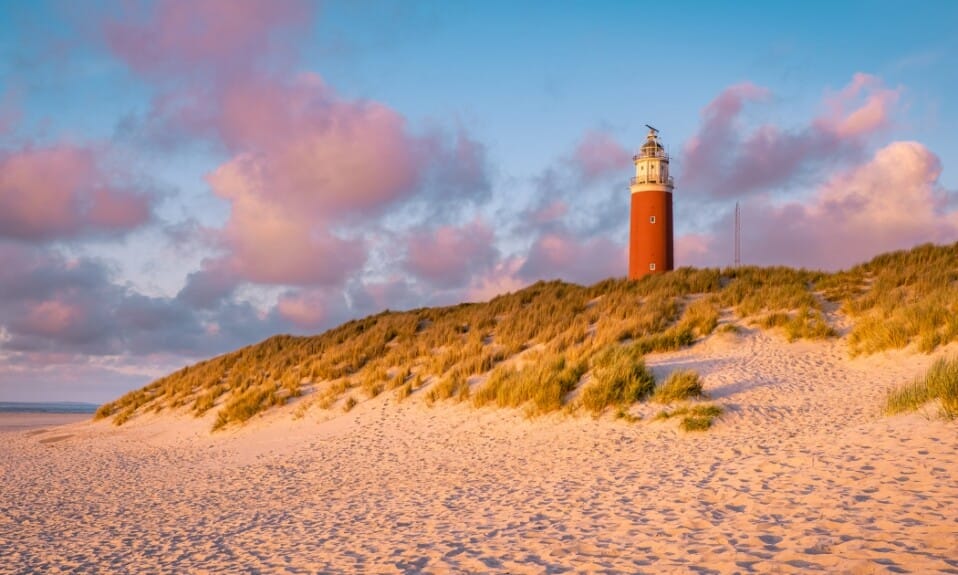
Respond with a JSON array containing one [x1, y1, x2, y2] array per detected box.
[[735, 202, 742, 267]]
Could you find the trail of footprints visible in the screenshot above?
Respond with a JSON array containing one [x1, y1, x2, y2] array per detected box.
[[2, 330, 957, 574]]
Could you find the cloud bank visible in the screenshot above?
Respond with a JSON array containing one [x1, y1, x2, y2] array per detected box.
[[0, 1, 953, 401], [675, 75, 955, 270]]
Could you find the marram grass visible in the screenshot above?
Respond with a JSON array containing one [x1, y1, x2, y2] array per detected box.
[[885, 355, 958, 419], [655, 403, 724, 432], [91, 242, 958, 430], [579, 343, 655, 414], [652, 370, 705, 404]]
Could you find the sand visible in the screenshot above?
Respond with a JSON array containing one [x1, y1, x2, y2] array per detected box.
[[0, 413, 90, 434], [1, 329, 957, 574]]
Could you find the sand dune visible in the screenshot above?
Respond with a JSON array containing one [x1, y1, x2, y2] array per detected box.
[[2, 330, 957, 574]]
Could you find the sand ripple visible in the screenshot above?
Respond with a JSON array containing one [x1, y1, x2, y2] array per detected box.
[[2, 332, 957, 574]]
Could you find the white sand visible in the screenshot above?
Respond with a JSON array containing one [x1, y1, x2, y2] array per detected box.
[[2, 330, 957, 574]]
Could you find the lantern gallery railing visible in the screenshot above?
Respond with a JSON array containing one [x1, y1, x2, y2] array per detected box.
[[633, 150, 670, 161], [631, 175, 674, 186]]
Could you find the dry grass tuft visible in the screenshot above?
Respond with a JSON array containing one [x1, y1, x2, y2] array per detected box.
[[885, 355, 958, 419], [656, 403, 724, 431], [395, 381, 413, 402], [426, 371, 469, 404], [653, 370, 704, 403], [579, 343, 655, 414], [473, 351, 587, 416], [343, 396, 358, 412]]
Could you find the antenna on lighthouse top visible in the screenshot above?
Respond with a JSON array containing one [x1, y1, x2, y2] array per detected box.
[[645, 124, 659, 135]]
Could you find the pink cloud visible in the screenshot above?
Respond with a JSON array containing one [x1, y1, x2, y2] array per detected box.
[[519, 230, 626, 285], [681, 82, 772, 195], [0, 247, 115, 350], [817, 73, 901, 138], [573, 130, 631, 182], [16, 300, 85, 338], [404, 219, 499, 288], [464, 256, 527, 302], [683, 83, 770, 172], [681, 74, 900, 199], [704, 83, 772, 121], [675, 233, 712, 267], [214, 75, 422, 214], [0, 146, 152, 240], [105, 4, 492, 298], [220, 213, 366, 286], [681, 141, 957, 270], [276, 290, 329, 329], [450, 228, 627, 301], [194, 74, 437, 288], [104, 0, 311, 77]]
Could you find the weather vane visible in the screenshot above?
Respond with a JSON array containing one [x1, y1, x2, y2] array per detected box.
[[645, 124, 659, 135]]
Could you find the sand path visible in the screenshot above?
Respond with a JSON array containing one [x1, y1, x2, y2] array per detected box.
[[2, 331, 957, 574]]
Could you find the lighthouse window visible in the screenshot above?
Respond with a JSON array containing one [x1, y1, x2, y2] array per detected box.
[[649, 263, 656, 271], [649, 216, 656, 224]]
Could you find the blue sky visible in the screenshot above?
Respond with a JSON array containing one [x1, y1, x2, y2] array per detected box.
[[0, 0, 956, 402]]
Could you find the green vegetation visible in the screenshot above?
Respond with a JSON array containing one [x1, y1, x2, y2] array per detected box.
[[830, 243, 958, 355], [472, 351, 587, 416], [91, 243, 958, 430], [656, 404, 724, 432], [580, 343, 655, 414], [885, 355, 958, 419], [653, 370, 705, 403], [212, 386, 284, 430]]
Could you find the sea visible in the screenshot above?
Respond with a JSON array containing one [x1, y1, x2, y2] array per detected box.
[[0, 401, 99, 414], [0, 402, 98, 433]]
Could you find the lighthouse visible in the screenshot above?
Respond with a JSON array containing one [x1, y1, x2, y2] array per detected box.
[[629, 126, 674, 279]]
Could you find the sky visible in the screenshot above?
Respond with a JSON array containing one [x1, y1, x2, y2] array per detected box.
[[1, 0, 956, 402]]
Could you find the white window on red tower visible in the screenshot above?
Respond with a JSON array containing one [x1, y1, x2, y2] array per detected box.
[[650, 216, 656, 224], [650, 263, 656, 271]]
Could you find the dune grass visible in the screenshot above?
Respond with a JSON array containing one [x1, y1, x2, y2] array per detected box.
[[655, 403, 724, 431], [614, 407, 640, 423], [681, 298, 720, 337], [885, 355, 958, 419], [93, 243, 957, 430], [343, 396, 358, 412], [472, 351, 587, 416], [717, 323, 741, 335], [579, 343, 656, 414], [652, 370, 704, 403], [837, 242, 958, 356], [425, 371, 470, 404], [395, 381, 414, 402]]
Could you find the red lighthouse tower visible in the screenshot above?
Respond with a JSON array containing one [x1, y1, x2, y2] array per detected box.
[[629, 126, 674, 279]]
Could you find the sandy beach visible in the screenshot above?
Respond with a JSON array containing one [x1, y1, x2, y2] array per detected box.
[[0, 413, 91, 434], [2, 329, 957, 574]]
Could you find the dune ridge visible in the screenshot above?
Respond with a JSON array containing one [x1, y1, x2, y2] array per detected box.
[[96, 242, 958, 431]]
